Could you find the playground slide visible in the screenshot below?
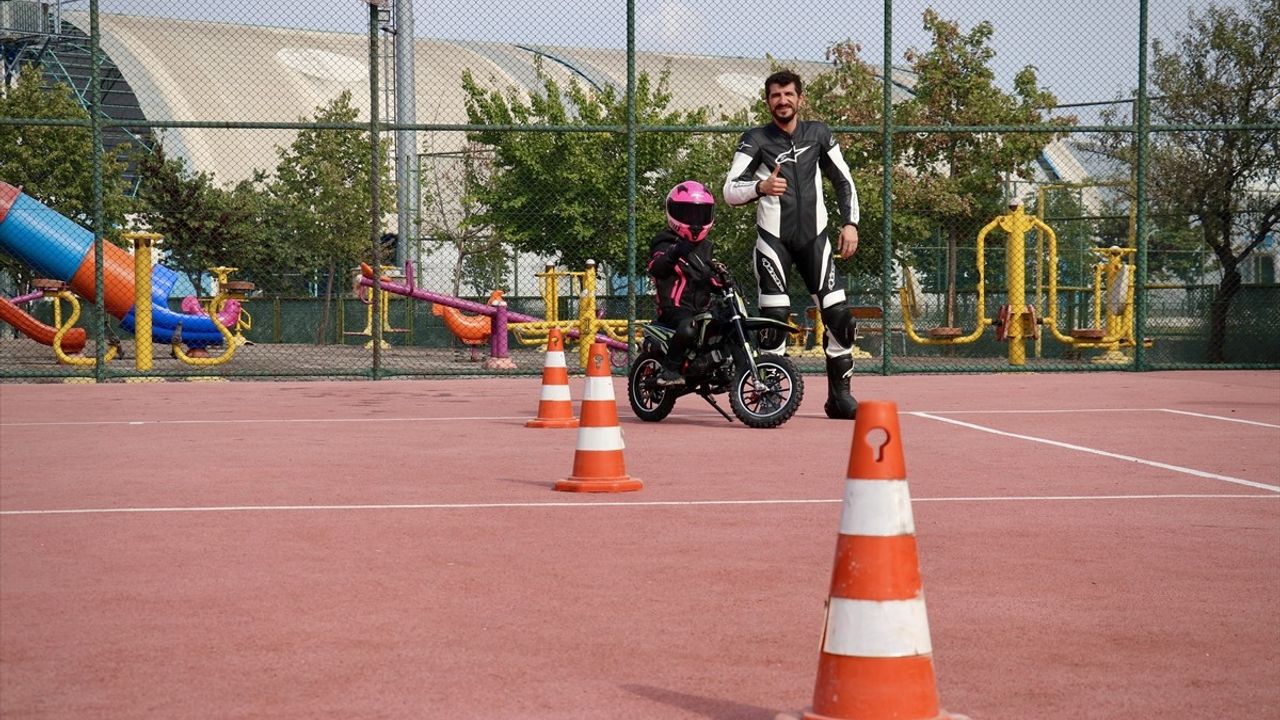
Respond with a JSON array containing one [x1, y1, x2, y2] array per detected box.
[[0, 296, 87, 352], [0, 182, 232, 346]]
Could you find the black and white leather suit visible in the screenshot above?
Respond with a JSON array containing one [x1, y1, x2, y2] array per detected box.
[[723, 119, 862, 417], [723, 119, 860, 355]]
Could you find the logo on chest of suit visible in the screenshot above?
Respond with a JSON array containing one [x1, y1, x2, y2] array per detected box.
[[774, 145, 812, 166]]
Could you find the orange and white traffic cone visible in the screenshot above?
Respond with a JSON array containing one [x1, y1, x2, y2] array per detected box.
[[799, 400, 966, 720], [526, 328, 578, 428], [554, 341, 642, 493]]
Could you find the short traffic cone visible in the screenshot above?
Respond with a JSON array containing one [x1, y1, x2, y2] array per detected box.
[[800, 400, 966, 720], [554, 342, 642, 493], [526, 328, 578, 428]]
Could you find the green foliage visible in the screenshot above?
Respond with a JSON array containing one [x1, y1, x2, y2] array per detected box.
[[1148, 0, 1279, 362], [1095, 0, 1278, 360], [1145, 0, 1279, 260], [688, 119, 759, 288], [895, 10, 1072, 266], [133, 143, 327, 296], [796, 42, 918, 292], [134, 141, 245, 292], [461, 62, 713, 275], [785, 16, 1073, 308], [459, 242, 512, 297], [272, 90, 395, 278], [417, 142, 508, 296], [136, 91, 399, 303], [223, 173, 318, 295], [0, 65, 131, 284], [1019, 186, 1095, 290]]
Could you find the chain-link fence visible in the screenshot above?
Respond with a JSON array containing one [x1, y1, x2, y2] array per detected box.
[[1, 0, 1276, 381]]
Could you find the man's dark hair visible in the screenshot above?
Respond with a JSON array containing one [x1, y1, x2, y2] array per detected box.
[[764, 70, 803, 97]]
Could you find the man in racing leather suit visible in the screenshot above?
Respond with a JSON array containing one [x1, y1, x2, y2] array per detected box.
[[722, 69, 862, 419]]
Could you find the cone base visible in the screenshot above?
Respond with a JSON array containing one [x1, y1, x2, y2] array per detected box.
[[554, 476, 643, 493], [799, 710, 966, 720], [526, 417, 579, 428]]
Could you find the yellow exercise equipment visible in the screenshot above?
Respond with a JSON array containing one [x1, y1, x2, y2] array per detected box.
[[899, 201, 1053, 366], [510, 260, 639, 368]]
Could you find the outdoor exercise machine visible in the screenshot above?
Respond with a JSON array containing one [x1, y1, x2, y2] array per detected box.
[[44, 277, 117, 367], [356, 261, 634, 370], [0, 183, 250, 372], [1043, 245, 1140, 364], [156, 242, 253, 368], [899, 198, 1143, 366], [202, 266, 255, 348], [346, 264, 410, 349], [508, 260, 636, 368], [899, 200, 1049, 366], [48, 231, 169, 368]]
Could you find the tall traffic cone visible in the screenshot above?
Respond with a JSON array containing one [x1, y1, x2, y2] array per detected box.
[[527, 328, 579, 428], [554, 342, 642, 493], [799, 400, 966, 720]]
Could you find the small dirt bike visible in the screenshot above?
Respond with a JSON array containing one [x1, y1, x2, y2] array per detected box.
[[627, 264, 804, 429]]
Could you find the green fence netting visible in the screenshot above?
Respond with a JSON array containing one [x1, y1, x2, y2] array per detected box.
[[1, 0, 1276, 380]]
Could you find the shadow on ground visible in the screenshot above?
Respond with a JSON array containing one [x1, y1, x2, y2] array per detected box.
[[621, 684, 781, 720]]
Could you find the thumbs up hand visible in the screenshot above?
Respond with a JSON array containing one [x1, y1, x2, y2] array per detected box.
[[757, 163, 786, 197]]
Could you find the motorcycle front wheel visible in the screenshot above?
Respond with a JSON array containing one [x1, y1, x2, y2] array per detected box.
[[729, 354, 805, 429], [627, 350, 677, 422]]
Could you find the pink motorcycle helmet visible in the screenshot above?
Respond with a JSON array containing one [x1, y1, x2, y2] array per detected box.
[[665, 180, 716, 243]]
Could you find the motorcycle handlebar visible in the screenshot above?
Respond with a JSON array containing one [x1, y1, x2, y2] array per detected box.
[[712, 262, 734, 287]]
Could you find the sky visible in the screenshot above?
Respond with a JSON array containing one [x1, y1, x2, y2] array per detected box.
[[86, 0, 1241, 116]]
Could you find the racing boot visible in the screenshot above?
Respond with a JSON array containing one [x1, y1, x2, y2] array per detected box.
[[823, 354, 858, 420]]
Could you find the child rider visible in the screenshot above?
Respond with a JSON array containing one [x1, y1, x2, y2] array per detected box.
[[646, 180, 722, 387]]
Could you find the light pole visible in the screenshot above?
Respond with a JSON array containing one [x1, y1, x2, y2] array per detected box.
[[364, 0, 384, 378]]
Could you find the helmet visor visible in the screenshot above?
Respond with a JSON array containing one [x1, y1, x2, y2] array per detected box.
[[668, 201, 715, 228]]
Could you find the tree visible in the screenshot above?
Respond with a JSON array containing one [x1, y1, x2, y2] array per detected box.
[[134, 141, 244, 293], [0, 64, 130, 285], [222, 173, 317, 296], [461, 62, 713, 275], [800, 42, 945, 296], [134, 144, 309, 296], [417, 141, 510, 296], [271, 90, 394, 342], [1028, 186, 1112, 297], [894, 11, 1073, 326], [1140, 0, 1278, 362]]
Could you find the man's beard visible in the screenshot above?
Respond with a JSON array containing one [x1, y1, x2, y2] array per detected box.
[[771, 105, 795, 123]]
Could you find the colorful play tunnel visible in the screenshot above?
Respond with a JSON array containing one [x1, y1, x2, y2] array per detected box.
[[0, 181, 228, 346], [0, 295, 87, 352]]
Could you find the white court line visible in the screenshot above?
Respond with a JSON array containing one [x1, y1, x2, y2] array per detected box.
[[911, 408, 1162, 415], [6, 407, 1277, 429], [0, 411, 730, 428], [0, 416, 531, 428], [911, 407, 1280, 428], [910, 412, 1280, 493], [1157, 408, 1280, 429], [0, 493, 1274, 517]]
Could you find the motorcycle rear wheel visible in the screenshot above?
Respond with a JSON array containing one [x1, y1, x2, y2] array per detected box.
[[627, 351, 677, 422], [729, 354, 804, 429]]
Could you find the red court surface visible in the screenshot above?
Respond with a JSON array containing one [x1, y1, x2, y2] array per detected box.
[[1, 370, 1277, 719]]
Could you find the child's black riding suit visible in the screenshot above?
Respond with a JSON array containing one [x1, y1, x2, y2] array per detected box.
[[647, 228, 720, 385]]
